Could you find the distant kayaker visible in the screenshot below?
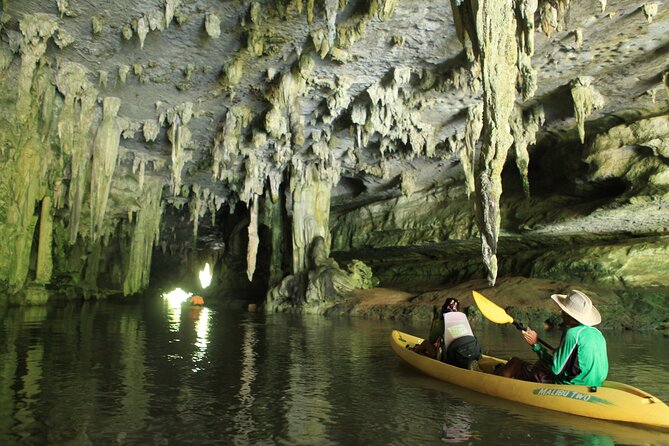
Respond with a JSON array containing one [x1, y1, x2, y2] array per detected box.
[[413, 298, 482, 370], [495, 290, 609, 387], [189, 295, 205, 306]]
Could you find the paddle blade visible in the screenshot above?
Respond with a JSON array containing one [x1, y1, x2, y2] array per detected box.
[[472, 290, 514, 324]]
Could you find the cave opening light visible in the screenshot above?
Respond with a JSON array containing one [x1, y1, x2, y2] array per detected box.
[[199, 262, 212, 289]]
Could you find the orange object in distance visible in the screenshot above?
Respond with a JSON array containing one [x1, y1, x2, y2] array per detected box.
[[190, 295, 205, 306]]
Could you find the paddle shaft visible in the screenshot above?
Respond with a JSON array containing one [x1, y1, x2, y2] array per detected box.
[[513, 321, 555, 350]]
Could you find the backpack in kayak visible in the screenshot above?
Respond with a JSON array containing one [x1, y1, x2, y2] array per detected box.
[[443, 335, 482, 369]]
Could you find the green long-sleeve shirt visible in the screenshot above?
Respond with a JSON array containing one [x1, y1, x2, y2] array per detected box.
[[533, 324, 609, 387]]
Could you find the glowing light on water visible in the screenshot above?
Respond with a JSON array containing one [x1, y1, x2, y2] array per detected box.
[[162, 288, 192, 308], [192, 307, 210, 368], [199, 263, 212, 289]]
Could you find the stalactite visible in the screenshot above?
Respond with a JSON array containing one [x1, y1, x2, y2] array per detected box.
[[17, 14, 58, 121], [122, 23, 133, 40], [167, 102, 193, 196], [510, 105, 545, 198], [264, 56, 313, 147], [307, 0, 315, 23], [370, 0, 398, 20], [119, 65, 130, 83], [98, 70, 108, 88], [134, 16, 149, 49], [324, 0, 338, 52], [92, 15, 104, 35], [311, 29, 330, 59], [212, 107, 251, 182], [514, 0, 538, 100], [123, 177, 163, 295], [55, 62, 97, 244], [55, 0, 75, 18], [35, 197, 53, 284], [289, 161, 336, 274], [246, 196, 259, 281], [642, 3, 658, 24], [0, 54, 58, 290], [450, 0, 480, 68], [571, 76, 605, 144], [90, 97, 122, 241], [324, 75, 352, 123], [189, 184, 202, 242], [205, 13, 221, 38], [263, 188, 284, 286], [143, 119, 160, 142], [463, 103, 483, 197], [539, 0, 570, 37], [351, 102, 367, 149], [165, 0, 181, 29], [268, 169, 283, 203], [132, 156, 146, 191], [361, 66, 436, 159], [241, 152, 266, 204], [474, 0, 519, 286]]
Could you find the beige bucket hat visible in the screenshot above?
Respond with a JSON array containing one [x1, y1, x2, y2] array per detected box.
[[550, 289, 601, 326]]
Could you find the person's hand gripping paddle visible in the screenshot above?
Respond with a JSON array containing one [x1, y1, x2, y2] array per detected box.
[[472, 290, 555, 350]]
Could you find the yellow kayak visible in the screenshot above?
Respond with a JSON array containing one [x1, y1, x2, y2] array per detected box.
[[391, 330, 669, 430]]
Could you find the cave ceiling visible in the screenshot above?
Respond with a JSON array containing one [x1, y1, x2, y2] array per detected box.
[[5, 0, 667, 197], [2, 0, 669, 295]]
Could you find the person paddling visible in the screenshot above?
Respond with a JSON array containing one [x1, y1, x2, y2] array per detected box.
[[495, 290, 608, 387]]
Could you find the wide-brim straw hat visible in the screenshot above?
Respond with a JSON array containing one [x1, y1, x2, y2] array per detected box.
[[550, 289, 601, 326]]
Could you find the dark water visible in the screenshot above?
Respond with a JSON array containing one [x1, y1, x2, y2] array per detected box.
[[1, 298, 668, 446]]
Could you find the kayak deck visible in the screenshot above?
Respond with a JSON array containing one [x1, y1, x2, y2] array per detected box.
[[391, 329, 669, 430]]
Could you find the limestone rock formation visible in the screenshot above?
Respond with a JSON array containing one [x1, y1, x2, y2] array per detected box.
[[266, 236, 377, 313], [0, 1, 667, 316]]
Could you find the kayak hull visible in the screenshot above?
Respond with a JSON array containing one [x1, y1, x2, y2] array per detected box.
[[391, 330, 669, 430]]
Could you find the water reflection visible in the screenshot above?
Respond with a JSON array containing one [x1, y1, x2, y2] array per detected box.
[[119, 313, 149, 438], [232, 320, 258, 445], [15, 344, 44, 442], [0, 301, 668, 445], [283, 319, 334, 445], [192, 307, 210, 367], [441, 402, 478, 443]]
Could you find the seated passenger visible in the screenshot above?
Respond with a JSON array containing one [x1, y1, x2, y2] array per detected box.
[[439, 298, 482, 370], [414, 298, 482, 370]]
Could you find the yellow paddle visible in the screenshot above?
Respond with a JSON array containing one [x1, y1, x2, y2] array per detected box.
[[472, 290, 555, 350]]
